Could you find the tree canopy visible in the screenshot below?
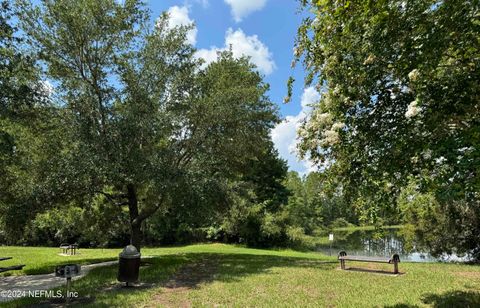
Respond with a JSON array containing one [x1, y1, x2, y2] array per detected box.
[[294, 0, 480, 259], [11, 0, 282, 250]]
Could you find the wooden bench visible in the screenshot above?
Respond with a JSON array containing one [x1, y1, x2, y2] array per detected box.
[[0, 257, 25, 273], [60, 243, 79, 255], [338, 251, 400, 274]]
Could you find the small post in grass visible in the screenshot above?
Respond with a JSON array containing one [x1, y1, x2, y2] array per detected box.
[[66, 277, 72, 304], [328, 233, 334, 256], [392, 254, 400, 274], [338, 251, 347, 270]]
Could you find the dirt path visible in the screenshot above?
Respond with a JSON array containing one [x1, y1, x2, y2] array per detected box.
[[148, 257, 219, 308], [0, 261, 118, 303]]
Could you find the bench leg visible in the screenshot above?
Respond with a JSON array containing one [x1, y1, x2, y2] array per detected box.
[[340, 259, 345, 270], [393, 261, 398, 274]]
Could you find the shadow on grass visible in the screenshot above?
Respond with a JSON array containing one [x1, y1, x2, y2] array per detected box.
[[8, 253, 336, 307], [22, 257, 118, 276], [210, 253, 336, 283], [344, 267, 402, 276], [384, 290, 480, 308], [421, 290, 480, 307], [384, 304, 420, 308]]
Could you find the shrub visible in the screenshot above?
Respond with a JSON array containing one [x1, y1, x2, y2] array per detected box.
[[330, 217, 353, 229], [286, 226, 316, 250]]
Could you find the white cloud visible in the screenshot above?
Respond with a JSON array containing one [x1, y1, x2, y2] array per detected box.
[[299, 86, 320, 112], [195, 48, 219, 65], [195, 28, 275, 75], [225, 29, 275, 74], [224, 0, 268, 22], [271, 87, 321, 175], [165, 6, 197, 45]]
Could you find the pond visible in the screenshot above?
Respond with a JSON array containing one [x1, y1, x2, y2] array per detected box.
[[316, 227, 469, 262]]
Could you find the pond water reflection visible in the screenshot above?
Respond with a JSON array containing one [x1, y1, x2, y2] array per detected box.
[[316, 228, 468, 262]]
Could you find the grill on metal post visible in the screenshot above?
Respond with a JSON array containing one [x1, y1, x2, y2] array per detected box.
[[55, 264, 81, 303]]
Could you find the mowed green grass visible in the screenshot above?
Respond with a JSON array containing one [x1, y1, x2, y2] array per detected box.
[[2, 244, 480, 307], [0, 246, 119, 276], [0, 244, 331, 276]]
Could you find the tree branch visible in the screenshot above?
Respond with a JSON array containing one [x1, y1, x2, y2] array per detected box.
[[94, 190, 128, 206]]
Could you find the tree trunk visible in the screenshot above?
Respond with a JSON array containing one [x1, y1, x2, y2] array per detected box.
[[127, 184, 142, 252], [130, 222, 142, 252]]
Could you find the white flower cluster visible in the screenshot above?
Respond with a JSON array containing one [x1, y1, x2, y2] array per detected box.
[[405, 99, 421, 118], [332, 85, 341, 96], [363, 54, 376, 65], [315, 112, 333, 126], [322, 129, 340, 146], [408, 69, 420, 82], [422, 149, 432, 160], [458, 146, 474, 153], [331, 122, 345, 131], [320, 121, 345, 146], [322, 92, 334, 108], [299, 106, 346, 149], [297, 125, 308, 139], [435, 156, 447, 164]]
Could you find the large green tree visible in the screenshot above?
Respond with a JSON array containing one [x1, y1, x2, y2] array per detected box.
[[0, 0, 64, 243], [16, 0, 280, 250], [294, 0, 480, 259]]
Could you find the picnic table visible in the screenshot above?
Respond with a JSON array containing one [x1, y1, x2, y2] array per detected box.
[[60, 243, 79, 255], [0, 257, 25, 274]]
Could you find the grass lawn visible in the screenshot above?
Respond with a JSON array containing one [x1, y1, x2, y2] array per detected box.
[[1, 244, 480, 307], [0, 246, 119, 276]]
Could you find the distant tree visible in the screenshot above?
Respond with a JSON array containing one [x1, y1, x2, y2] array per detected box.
[[304, 172, 352, 226], [17, 0, 279, 251], [283, 171, 323, 234], [0, 0, 37, 116], [242, 144, 289, 209], [219, 144, 289, 247], [293, 0, 480, 259]]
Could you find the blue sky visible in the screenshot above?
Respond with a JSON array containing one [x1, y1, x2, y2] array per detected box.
[[147, 0, 319, 175]]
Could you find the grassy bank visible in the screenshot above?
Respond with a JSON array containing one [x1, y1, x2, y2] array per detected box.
[[332, 224, 404, 232], [315, 224, 404, 245], [1, 244, 479, 307]]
